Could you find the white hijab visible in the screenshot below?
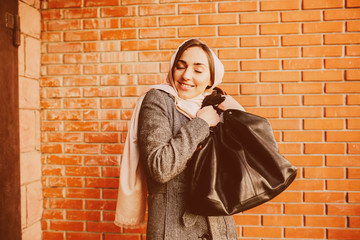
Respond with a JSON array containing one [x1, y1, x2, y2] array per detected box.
[[114, 39, 224, 228]]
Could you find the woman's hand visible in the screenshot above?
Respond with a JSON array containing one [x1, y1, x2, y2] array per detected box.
[[197, 106, 220, 127], [218, 95, 245, 112]]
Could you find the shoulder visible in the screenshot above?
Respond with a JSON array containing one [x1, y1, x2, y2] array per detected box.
[[142, 88, 175, 107]]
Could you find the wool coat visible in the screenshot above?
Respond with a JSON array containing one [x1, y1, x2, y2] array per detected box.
[[138, 89, 238, 240]]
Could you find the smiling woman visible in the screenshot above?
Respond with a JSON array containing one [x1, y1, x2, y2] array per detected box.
[[173, 47, 211, 100], [115, 39, 241, 240]]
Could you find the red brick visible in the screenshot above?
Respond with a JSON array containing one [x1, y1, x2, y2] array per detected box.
[[67, 210, 101, 221], [347, 20, 360, 32], [219, 25, 258, 36], [283, 59, 323, 70], [84, 0, 118, 7], [305, 216, 346, 228], [328, 203, 360, 215], [122, 63, 158, 74], [85, 178, 119, 188], [281, 10, 321, 22], [64, 31, 99, 41], [303, 46, 343, 57], [283, 131, 322, 142], [121, 40, 157, 51], [199, 14, 238, 25], [260, 23, 300, 34], [219, 49, 257, 60], [240, 12, 279, 23], [102, 167, 119, 177], [283, 83, 323, 94], [67, 232, 101, 240], [243, 227, 282, 238], [304, 192, 345, 203], [101, 29, 137, 40], [304, 95, 344, 106], [122, 16, 157, 28], [83, 87, 120, 97], [122, 0, 157, 4], [263, 216, 302, 227], [104, 234, 141, 240], [179, 26, 217, 37], [348, 168, 360, 179], [47, 155, 82, 165], [48, 20, 81, 31], [261, 0, 300, 10], [233, 215, 260, 225], [327, 131, 360, 142], [49, 199, 83, 209], [63, 8, 98, 19], [84, 64, 120, 74], [261, 95, 300, 106], [349, 192, 360, 202], [43, 188, 64, 198], [43, 165, 63, 176], [303, 70, 343, 81], [139, 5, 175, 16], [47, 133, 82, 143], [84, 19, 120, 29], [48, 0, 81, 8], [159, 16, 195, 26], [43, 209, 64, 220], [101, 6, 136, 17], [324, 9, 360, 20], [326, 155, 360, 166], [66, 189, 100, 199], [219, 1, 257, 12], [303, 0, 343, 9], [42, 144, 63, 153], [278, 143, 302, 154], [282, 35, 322, 46], [349, 143, 360, 154], [43, 232, 64, 240], [65, 167, 100, 177], [63, 76, 98, 86], [304, 119, 344, 130], [285, 203, 324, 214], [84, 133, 119, 143], [326, 106, 360, 117], [348, 119, 360, 129], [348, 95, 360, 105], [51, 221, 84, 231], [84, 155, 119, 166], [241, 36, 280, 47], [47, 88, 81, 98], [101, 121, 129, 132], [346, 46, 360, 56], [64, 122, 99, 131], [84, 41, 120, 52], [305, 143, 345, 154], [326, 58, 360, 69], [41, 32, 62, 42], [83, 110, 120, 120], [260, 47, 299, 58], [47, 111, 81, 120], [325, 33, 360, 44], [63, 53, 99, 64], [179, 3, 216, 14], [303, 21, 343, 33], [260, 71, 300, 82], [304, 167, 345, 178], [241, 83, 280, 95], [47, 65, 81, 75], [140, 28, 176, 39], [347, 70, 360, 80], [101, 144, 124, 154], [65, 144, 99, 154], [282, 107, 322, 118], [241, 60, 280, 71], [326, 82, 360, 93], [285, 228, 325, 239], [328, 229, 360, 240]]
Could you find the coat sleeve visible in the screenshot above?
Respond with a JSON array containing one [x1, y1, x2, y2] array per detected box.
[[138, 89, 210, 184]]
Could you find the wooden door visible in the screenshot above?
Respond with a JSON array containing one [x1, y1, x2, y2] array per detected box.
[[0, 0, 21, 239]]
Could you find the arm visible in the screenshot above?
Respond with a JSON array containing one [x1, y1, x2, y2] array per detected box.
[[138, 89, 210, 183]]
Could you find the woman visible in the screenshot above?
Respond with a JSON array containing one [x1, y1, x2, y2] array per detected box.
[[115, 39, 244, 239]]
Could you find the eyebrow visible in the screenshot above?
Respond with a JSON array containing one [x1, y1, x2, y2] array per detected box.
[[178, 60, 207, 66]]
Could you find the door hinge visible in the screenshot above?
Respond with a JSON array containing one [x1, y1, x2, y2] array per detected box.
[[5, 12, 20, 47]]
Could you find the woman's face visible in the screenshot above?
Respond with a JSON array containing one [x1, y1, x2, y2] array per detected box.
[[173, 47, 211, 100]]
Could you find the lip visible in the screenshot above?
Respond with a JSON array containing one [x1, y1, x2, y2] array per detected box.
[[177, 81, 195, 90]]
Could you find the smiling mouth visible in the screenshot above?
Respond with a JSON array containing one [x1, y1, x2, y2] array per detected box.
[[178, 81, 195, 90]]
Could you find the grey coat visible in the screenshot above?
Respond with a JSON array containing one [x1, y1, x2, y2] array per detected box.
[[138, 89, 237, 240]]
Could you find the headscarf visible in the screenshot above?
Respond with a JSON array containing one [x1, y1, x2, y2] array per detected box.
[[114, 39, 224, 228]]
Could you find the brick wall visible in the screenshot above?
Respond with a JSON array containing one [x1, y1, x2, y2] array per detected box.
[[19, 0, 42, 239], [40, 0, 360, 239]]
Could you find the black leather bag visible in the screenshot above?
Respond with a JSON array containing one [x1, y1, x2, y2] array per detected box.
[[187, 108, 297, 216]]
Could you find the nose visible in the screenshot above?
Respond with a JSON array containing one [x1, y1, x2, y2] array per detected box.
[[182, 67, 192, 81]]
